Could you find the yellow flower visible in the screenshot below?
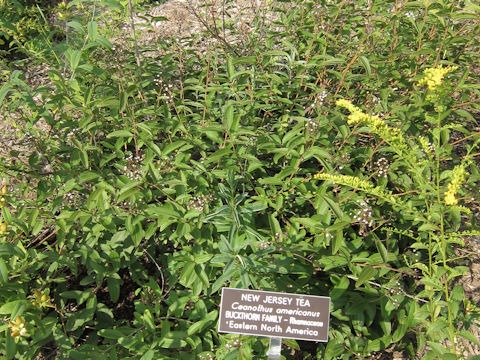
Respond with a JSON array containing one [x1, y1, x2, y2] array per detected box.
[[444, 191, 458, 206], [335, 99, 360, 114], [444, 165, 468, 206], [417, 65, 458, 91], [0, 222, 6, 235], [336, 98, 407, 153], [0, 184, 6, 207], [8, 316, 28, 338]]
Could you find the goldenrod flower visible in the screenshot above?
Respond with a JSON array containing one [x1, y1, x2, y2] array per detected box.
[[313, 173, 397, 204], [444, 187, 458, 205], [8, 316, 28, 338], [335, 99, 360, 114], [444, 165, 468, 206], [0, 222, 6, 235], [336, 99, 407, 153], [417, 65, 458, 91]]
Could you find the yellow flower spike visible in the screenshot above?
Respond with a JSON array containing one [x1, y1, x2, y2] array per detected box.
[[336, 98, 408, 153], [444, 165, 468, 206], [417, 65, 458, 91]]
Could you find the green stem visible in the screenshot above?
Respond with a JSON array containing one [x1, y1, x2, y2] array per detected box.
[[436, 110, 457, 354]]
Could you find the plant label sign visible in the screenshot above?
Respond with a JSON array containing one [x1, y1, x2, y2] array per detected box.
[[218, 288, 330, 342]]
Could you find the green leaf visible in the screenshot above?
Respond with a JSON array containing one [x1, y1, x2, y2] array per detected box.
[[211, 267, 239, 294], [320, 194, 343, 220], [283, 339, 300, 351], [140, 350, 155, 360], [107, 275, 122, 303], [98, 329, 124, 339], [418, 223, 440, 232], [187, 319, 210, 336], [87, 21, 98, 41], [0, 244, 24, 258], [0, 300, 30, 315], [78, 171, 100, 184], [331, 231, 344, 255], [224, 102, 236, 132], [227, 57, 234, 79], [156, 336, 187, 349], [0, 82, 12, 106], [143, 309, 155, 332], [375, 240, 388, 263], [458, 330, 480, 347], [67, 49, 82, 71], [355, 265, 378, 287], [358, 55, 371, 76], [6, 330, 16, 359], [0, 258, 8, 283], [66, 21, 85, 34], [162, 141, 186, 156], [107, 130, 133, 138]]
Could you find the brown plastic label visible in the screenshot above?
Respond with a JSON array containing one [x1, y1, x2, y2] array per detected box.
[[218, 288, 330, 342]]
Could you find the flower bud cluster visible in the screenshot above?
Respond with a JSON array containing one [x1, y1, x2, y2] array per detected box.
[[154, 78, 174, 103], [419, 136, 435, 157], [156, 154, 176, 172], [31, 289, 53, 310], [259, 240, 273, 249], [198, 353, 214, 360], [375, 157, 390, 178], [350, 199, 374, 227], [62, 189, 85, 208], [305, 91, 328, 114], [66, 127, 80, 140], [122, 154, 144, 181], [225, 338, 242, 350], [188, 194, 214, 212], [314, 90, 328, 106], [305, 118, 319, 133]]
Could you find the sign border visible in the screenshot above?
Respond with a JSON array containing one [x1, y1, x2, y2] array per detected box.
[[218, 288, 331, 342]]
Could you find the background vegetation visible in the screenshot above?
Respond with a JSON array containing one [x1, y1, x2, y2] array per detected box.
[[0, 0, 479, 358]]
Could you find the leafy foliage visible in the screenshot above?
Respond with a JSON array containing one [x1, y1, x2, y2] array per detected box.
[[0, 0, 479, 358]]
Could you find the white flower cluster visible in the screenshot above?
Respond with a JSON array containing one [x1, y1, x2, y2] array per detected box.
[[375, 157, 390, 178], [387, 280, 403, 306], [154, 77, 174, 103], [61, 186, 85, 209], [188, 194, 214, 212], [405, 11, 417, 20], [259, 240, 273, 249], [306, 91, 328, 114], [305, 118, 319, 132], [198, 353, 214, 360], [122, 154, 143, 181], [314, 90, 328, 106], [350, 199, 374, 228], [225, 338, 242, 350], [156, 155, 175, 172]]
